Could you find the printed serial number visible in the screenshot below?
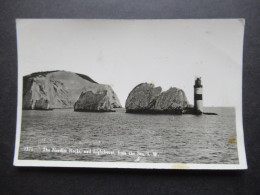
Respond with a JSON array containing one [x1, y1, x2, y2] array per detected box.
[[23, 146, 34, 152]]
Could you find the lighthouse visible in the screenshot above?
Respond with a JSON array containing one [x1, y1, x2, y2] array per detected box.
[[194, 77, 203, 115]]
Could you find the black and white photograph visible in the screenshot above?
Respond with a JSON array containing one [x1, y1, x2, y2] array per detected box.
[[14, 19, 247, 169]]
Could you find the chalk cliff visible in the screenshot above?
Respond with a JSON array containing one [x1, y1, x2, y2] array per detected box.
[[125, 83, 189, 114], [23, 70, 122, 111]]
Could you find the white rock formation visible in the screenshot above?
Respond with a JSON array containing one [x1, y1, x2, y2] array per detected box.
[[23, 70, 122, 110]]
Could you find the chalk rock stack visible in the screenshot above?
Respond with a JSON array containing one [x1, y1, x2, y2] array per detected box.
[[23, 70, 121, 111], [125, 83, 189, 114], [74, 88, 117, 112]]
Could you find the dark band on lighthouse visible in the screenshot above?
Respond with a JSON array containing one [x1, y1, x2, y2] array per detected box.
[[194, 94, 202, 100]]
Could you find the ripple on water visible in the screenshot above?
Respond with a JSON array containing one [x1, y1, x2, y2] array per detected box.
[[19, 107, 238, 164]]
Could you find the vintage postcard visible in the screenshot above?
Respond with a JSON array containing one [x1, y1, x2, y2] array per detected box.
[[14, 19, 247, 169]]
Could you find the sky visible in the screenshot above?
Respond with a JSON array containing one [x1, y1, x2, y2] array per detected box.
[[16, 19, 245, 107]]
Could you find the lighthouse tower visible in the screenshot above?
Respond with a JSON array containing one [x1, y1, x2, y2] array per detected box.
[[194, 77, 203, 115]]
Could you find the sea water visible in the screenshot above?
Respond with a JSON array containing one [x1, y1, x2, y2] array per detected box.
[[18, 107, 238, 164]]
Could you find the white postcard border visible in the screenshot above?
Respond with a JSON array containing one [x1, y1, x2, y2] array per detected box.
[[13, 19, 247, 170]]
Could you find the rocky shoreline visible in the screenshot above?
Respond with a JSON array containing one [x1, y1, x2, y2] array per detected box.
[[126, 107, 217, 115], [126, 109, 183, 114], [22, 72, 217, 115]]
